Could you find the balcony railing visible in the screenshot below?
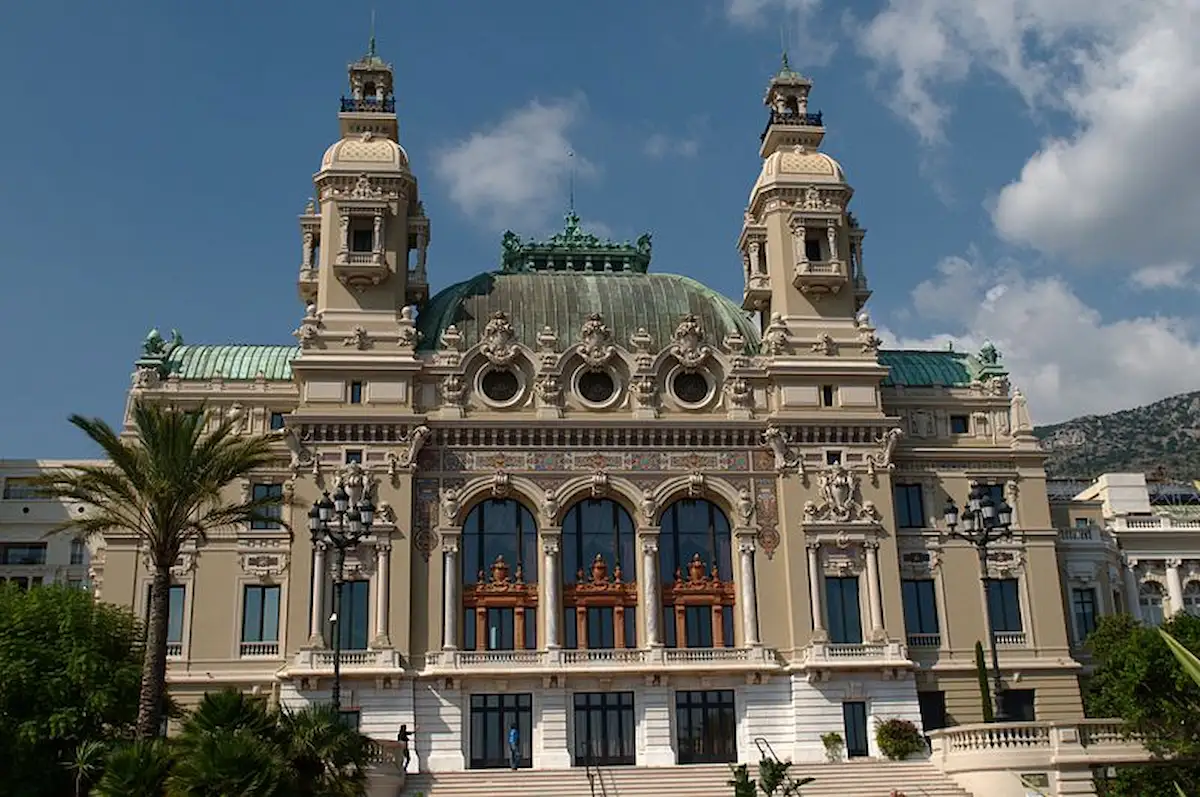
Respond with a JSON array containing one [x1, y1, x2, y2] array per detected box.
[[240, 641, 279, 658], [165, 643, 183, 658], [907, 633, 941, 649], [928, 719, 1151, 776], [424, 646, 775, 672], [760, 110, 824, 141], [289, 647, 403, 671], [1058, 526, 1097, 541], [802, 641, 911, 668], [340, 97, 396, 113], [1113, 515, 1200, 531], [994, 631, 1026, 647]]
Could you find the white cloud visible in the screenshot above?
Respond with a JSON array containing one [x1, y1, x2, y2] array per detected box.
[[879, 255, 1200, 424], [1129, 262, 1194, 291], [643, 132, 701, 160], [856, 0, 1200, 266], [725, 0, 835, 66], [434, 97, 594, 232]]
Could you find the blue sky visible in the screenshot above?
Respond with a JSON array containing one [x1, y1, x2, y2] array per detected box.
[[3, 0, 1198, 458]]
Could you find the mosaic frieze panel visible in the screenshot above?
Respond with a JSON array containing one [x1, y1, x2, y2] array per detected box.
[[427, 448, 754, 474]]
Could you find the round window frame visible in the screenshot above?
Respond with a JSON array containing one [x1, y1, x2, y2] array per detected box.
[[474, 365, 527, 409], [572, 366, 623, 409], [667, 365, 716, 410]]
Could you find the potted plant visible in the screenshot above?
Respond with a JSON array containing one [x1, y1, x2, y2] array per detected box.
[[875, 718, 926, 761], [820, 731, 844, 762]]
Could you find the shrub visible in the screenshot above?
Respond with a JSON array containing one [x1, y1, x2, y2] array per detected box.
[[820, 732, 844, 761], [875, 718, 925, 761]]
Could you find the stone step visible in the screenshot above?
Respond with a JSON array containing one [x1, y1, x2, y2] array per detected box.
[[397, 761, 972, 797]]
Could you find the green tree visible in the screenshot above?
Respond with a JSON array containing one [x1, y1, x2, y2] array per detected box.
[[1085, 613, 1200, 795], [974, 640, 994, 723], [35, 401, 283, 738], [0, 584, 143, 797]]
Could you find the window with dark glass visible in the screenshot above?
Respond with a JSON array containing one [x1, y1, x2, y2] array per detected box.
[[578, 370, 616, 404], [893, 484, 925, 528], [574, 692, 636, 767], [825, 576, 863, 644], [344, 450, 363, 464], [660, 499, 735, 648], [675, 690, 736, 764], [481, 368, 520, 403], [843, 702, 869, 758], [562, 499, 637, 650], [350, 222, 374, 253], [1004, 689, 1036, 722], [804, 237, 823, 262], [326, 580, 369, 650], [986, 579, 1023, 632], [250, 483, 284, 529], [1072, 587, 1097, 641], [242, 585, 280, 644], [145, 584, 187, 646], [984, 483, 1005, 506], [69, 539, 85, 565], [461, 500, 538, 651], [821, 385, 835, 407], [825, 450, 842, 465], [269, 412, 286, 431], [349, 381, 363, 404], [949, 415, 970, 434], [918, 691, 947, 732], [902, 578, 940, 638], [469, 693, 533, 769], [0, 543, 46, 565], [673, 372, 710, 404]]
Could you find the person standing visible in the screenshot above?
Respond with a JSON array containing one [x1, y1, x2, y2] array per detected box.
[[507, 721, 520, 770], [396, 724, 412, 771]]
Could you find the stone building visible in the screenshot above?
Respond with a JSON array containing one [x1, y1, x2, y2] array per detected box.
[[77, 47, 1087, 772], [0, 461, 102, 591]]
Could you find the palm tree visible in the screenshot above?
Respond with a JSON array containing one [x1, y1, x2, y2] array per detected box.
[[91, 739, 173, 797], [36, 401, 285, 738]]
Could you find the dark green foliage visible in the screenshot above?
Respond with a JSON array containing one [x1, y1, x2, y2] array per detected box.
[[1034, 390, 1200, 479], [728, 757, 814, 796], [0, 584, 143, 797], [728, 764, 758, 797], [874, 718, 925, 761], [974, 641, 994, 723], [92, 739, 173, 797], [1085, 613, 1200, 795]]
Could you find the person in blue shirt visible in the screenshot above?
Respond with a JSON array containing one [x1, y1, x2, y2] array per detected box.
[[507, 721, 520, 770]]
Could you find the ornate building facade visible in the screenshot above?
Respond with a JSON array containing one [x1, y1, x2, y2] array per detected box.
[[77, 48, 1090, 773]]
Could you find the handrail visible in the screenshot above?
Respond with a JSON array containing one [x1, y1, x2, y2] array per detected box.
[[753, 736, 781, 763], [584, 746, 608, 797]]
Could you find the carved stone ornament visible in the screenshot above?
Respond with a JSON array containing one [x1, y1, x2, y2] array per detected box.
[[534, 374, 562, 405], [724, 376, 754, 410], [855, 312, 882, 354], [480, 311, 518, 365], [670, 314, 711, 370], [630, 376, 658, 407], [386, 425, 432, 477], [737, 488, 755, 524], [762, 313, 790, 356], [491, 471, 511, 498], [376, 501, 398, 524], [397, 305, 423, 349], [133, 365, 161, 389], [342, 325, 371, 350], [687, 471, 706, 497], [293, 304, 323, 350], [803, 464, 878, 523], [590, 470, 610, 498], [440, 487, 462, 527], [762, 425, 803, 474], [541, 488, 560, 524], [347, 173, 385, 200], [629, 327, 654, 370], [277, 427, 314, 474], [576, 313, 616, 368], [144, 550, 197, 579], [865, 427, 904, 477], [440, 374, 467, 406], [438, 325, 463, 367], [241, 551, 290, 578], [536, 326, 559, 369], [640, 489, 658, 526], [225, 403, 246, 435], [336, 461, 377, 505], [811, 333, 837, 356]]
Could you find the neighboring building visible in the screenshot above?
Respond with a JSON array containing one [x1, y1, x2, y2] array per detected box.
[[0, 461, 104, 591], [1052, 472, 1200, 668], [73, 46, 1086, 773]]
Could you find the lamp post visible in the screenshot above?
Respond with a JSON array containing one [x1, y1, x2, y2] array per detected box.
[[308, 486, 375, 714], [943, 481, 1014, 723]]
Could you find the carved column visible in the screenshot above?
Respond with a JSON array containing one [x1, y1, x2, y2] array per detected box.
[[441, 534, 460, 650], [372, 213, 383, 254], [1123, 559, 1142, 621], [542, 534, 562, 649], [308, 542, 327, 645], [737, 535, 760, 647], [416, 231, 428, 280], [302, 231, 313, 270], [373, 542, 391, 646], [338, 213, 349, 256], [864, 541, 884, 641], [1167, 559, 1185, 616], [791, 222, 807, 269], [807, 543, 826, 639], [826, 224, 837, 262], [641, 533, 662, 647]]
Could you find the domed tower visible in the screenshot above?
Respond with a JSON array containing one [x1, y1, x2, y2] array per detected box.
[[297, 41, 430, 348], [738, 56, 869, 343]]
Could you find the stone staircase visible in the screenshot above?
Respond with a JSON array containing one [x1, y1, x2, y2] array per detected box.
[[392, 761, 973, 797]]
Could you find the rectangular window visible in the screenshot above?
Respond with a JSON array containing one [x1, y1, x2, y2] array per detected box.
[[586, 607, 616, 649], [1003, 689, 1036, 722], [331, 580, 369, 650], [269, 412, 286, 431], [69, 539, 86, 566], [804, 237, 823, 262], [918, 691, 947, 732], [825, 450, 842, 465], [250, 483, 284, 530], [986, 578, 1023, 633], [338, 710, 362, 731], [902, 578, 940, 635], [1072, 587, 1098, 642], [949, 415, 970, 434], [985, 484, 1005, 506], [0, 543, 47, 565], [241, 585, 281, 643], [825, 576, 863, 644], [145, 584, 187, 645], [893, 484, 926, 529], [843, 702, 869, 758], [2, 478, 43, 500], [1074, 517, 1090, 528], [350, 224, 374, 253], [821, 385, 836, 407], [349, 381, 363, 404], [684, 606, 713, 648], [675, 690, 737, 765], [344, 450, 363, 465]]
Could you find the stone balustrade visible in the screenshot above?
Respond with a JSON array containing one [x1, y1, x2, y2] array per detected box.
[[422, 646, 776, 674]]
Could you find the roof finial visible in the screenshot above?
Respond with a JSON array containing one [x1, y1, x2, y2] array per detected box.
[[780, 21, 791, 72], [567, 149, 576, 214], [368, 7, 377, 57]]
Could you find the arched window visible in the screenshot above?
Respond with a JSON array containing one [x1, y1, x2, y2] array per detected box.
[[659, 499, 735, 648], [1139, 581, 1165, 627], [461, 499, 538, 651], [561, 499, 637, 650], [1184, 581, 1200, 617]]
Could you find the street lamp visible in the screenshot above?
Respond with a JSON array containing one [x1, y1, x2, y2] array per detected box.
[[308, 486, 375, 714], [943, 481, 1014, 723]]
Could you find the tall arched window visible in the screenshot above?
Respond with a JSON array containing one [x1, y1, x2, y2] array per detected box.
[[561, 499, 637, 650], [461, 499, 538, 651], [1139, 581, 1165, 627], [659, 499, 735, 648]]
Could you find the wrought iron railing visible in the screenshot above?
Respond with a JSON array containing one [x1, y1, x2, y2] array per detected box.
[[760, 110, 823, 141], [340, 97, 396, 113]]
